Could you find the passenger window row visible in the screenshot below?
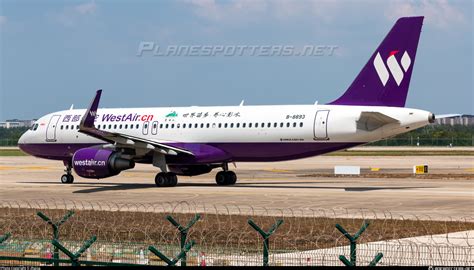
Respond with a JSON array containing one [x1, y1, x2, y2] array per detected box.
[[59, 124, 140, 130], [60, 122, 305, 131], [60, 125, 80, 130], [96, 124, 140, 130], [157, 122, 304, 129]]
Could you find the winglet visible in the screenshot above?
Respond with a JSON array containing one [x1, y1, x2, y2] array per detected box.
[[80, 89, 102, 129]]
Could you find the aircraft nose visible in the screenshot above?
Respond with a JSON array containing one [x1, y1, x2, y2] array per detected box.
[[18, 131, 27, 144], [18, 131, 31, 154]]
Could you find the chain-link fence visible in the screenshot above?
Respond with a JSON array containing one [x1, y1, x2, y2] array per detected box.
[[0, 200, 472, 266]]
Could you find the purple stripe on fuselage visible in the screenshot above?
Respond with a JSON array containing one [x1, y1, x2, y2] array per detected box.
[[18, 143, 101, 160], [215, 142, 361, 161], [19, 142, 363, 164]]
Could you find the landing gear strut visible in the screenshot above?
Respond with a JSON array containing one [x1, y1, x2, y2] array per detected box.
[[215, 163, 237, 186], [155, 172, 178, 187], [61, 164, 74, 184]]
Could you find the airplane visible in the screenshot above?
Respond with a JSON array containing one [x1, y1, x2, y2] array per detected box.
[[19, 16, 439, 187]]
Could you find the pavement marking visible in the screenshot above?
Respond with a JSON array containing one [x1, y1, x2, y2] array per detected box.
[[265, 169, 293, 173], [21, 166, 54, 170], [0, 165, 54, 170]]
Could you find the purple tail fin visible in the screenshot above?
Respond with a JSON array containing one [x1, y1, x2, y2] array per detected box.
[[330, 16, 424, 107]]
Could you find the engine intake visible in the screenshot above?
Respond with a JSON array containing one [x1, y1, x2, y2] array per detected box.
[[428, 113, 435, 123], [72, 148, 135, 179]]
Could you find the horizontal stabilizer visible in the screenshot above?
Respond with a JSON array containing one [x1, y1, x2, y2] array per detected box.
[[435, 114, 461, 119], [357, 111, 399, 131]]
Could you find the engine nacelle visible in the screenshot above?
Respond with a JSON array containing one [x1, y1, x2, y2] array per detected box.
[[72, 148, 135, 179]]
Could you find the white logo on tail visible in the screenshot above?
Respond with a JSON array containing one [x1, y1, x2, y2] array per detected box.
[[373, 51, 411, 86]]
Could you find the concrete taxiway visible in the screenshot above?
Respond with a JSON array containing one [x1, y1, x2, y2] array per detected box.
[[0, 154, 473, 220]]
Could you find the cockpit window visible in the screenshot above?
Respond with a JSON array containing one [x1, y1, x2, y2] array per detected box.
[[30, 123, 39, 131]]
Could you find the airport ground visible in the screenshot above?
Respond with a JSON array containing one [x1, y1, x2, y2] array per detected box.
[[0, 147, 472, 221]]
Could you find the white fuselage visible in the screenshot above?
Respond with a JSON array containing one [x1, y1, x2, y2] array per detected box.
[[20, 104, 432, 161]]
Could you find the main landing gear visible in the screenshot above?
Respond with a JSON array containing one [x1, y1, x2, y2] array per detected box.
[[61, 164, 74, 184], [215, 163, 237, 186], [155, 172, 178, 187]]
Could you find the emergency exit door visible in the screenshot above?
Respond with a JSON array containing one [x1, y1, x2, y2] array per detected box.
[[313, 110, 329, 140]]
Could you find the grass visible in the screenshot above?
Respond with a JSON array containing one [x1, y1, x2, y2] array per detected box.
[[0, 149, 27, 156]]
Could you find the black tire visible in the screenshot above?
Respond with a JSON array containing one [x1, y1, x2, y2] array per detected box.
[[61, 174, 68, 184], [215, 171, 227, 185], [226, 171, 237, 185], [61, 174, 73, 184], [155, 173, 167, 187], [166, 173, 178, 187]]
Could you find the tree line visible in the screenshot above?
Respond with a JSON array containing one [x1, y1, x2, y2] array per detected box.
[[0, 127, 29, 146]]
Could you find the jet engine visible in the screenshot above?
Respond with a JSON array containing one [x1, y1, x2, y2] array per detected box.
[[72, 148, 135, 179]]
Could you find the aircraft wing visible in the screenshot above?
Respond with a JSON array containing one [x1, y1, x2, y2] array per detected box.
[[78, 90, 194, 156], [356, 111, 400, 131], [435, 114, 461, 119]]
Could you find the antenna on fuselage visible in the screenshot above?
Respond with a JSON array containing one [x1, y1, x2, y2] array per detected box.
[[314, 101, 318, 105], [239, 100, 245, 106], [69, 104, 74, 110]]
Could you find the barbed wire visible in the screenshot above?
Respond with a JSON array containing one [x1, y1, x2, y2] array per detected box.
[[0, 199, 472, 266]]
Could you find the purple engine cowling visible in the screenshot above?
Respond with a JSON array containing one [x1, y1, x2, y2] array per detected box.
[[72, 148, 135, 179]]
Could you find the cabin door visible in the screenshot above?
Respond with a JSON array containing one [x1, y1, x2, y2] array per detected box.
[[313, 110, 329, 140], [46, 115, 61, 142]]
